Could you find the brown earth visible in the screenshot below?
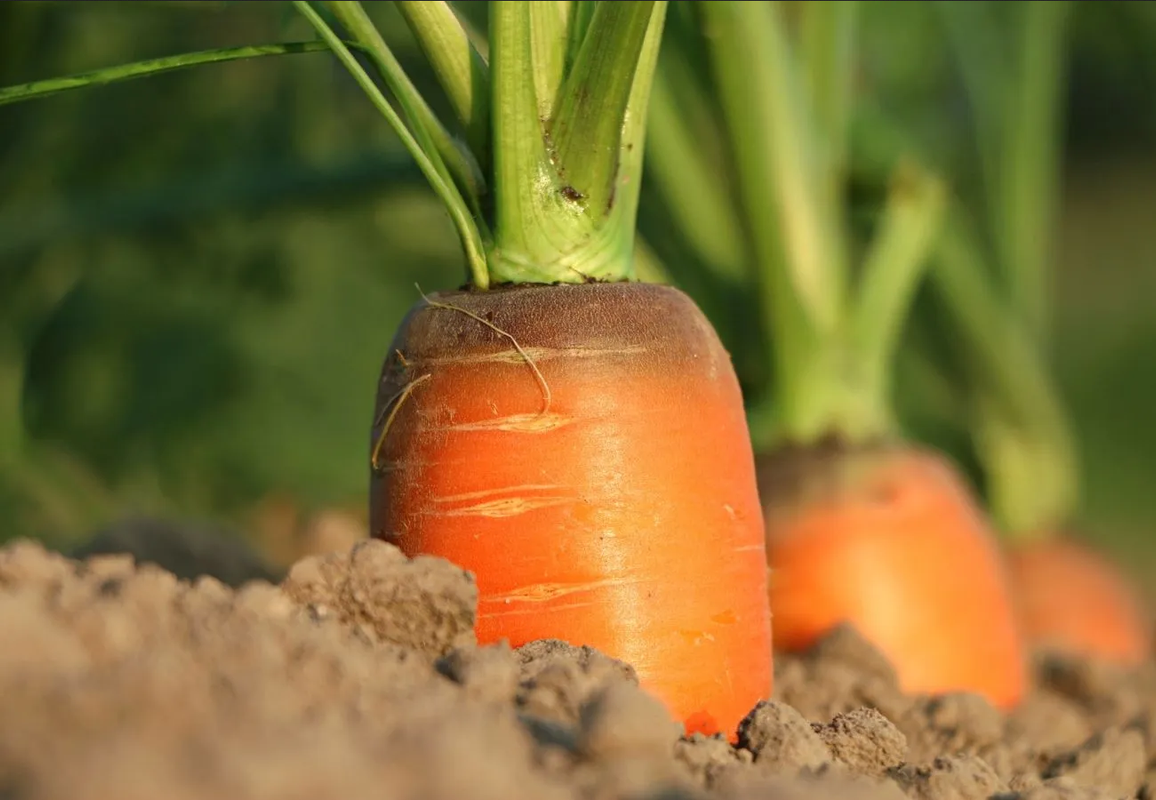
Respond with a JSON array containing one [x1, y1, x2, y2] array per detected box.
[[2, 531, 1155, 800]]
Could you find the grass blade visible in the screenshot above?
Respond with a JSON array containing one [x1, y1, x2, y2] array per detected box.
[[0, 41, 330, 108]]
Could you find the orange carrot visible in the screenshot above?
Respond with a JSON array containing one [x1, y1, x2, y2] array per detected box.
[[1008, 536, 1152, 667], [369, 282, 772, 736], [296, 1, 774, 739], [760, 443, 1027, 708]]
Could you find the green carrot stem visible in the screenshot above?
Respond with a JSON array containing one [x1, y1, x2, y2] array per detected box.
[[599, 0, 668, 261], [394, 0, 491, 162], [701, 0, 844, 338], [993, 0, 1073, 345], [644, 52, 747, 284], [851, 160, 947, 431], [565, 2, 598, 72], [931, 212, 1078, 537], [633, 235, 673, 285], [699, 0, 835, 445], [486, 2, 573, 282], [528, 1, 570, 120], [298, 0, 490, 287], [486, 1, 666, 285], [936, 0, 1073, 345], [697, 0, 942, 450], [933, 1, 1077, 537], [550, 1, 656, 216], [323, 1, 486, 216], [797, 0, 859, 238]]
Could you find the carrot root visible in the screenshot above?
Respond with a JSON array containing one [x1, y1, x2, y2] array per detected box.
[[1008, 536, 1153, 667], [757, 441, 1028, 710], [370, 281, 774, 739]]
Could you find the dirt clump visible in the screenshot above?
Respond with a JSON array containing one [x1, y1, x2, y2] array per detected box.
[[0, 537, 1155, 800]]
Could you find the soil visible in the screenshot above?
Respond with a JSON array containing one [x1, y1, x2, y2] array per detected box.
[[3, 530, 1155, 800]]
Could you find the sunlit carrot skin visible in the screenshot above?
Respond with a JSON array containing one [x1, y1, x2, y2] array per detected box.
[[369, 281, 773, 738], [1008, 536, 1152, 667], [758, 443, 1027, 710]]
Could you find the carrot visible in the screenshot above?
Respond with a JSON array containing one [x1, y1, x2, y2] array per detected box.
[[915, 1, 1151, 668], [298, 1, 773, 739], [758, 442, 1026, 708], [1009, 537, 1152, 667], [645, 1, 1028, 707], [370, 282, 770, 735]]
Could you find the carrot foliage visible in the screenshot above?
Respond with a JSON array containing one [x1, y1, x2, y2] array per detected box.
[[645, 0, 945, 451], [299, 1, 669, 288]]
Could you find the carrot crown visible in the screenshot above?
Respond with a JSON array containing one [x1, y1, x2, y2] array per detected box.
[[646, 1, 945, 452], [298, 1, 668, 289]]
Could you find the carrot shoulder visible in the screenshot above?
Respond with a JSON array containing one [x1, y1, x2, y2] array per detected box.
[[370, 282, 773, 737]]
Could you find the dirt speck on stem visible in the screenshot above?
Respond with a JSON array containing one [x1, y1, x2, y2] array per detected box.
[[1, 536, 1155, 800]]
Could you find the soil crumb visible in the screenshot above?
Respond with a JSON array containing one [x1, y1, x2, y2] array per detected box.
[[1, 537, 1154, 800]]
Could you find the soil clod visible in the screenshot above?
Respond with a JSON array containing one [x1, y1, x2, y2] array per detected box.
[[0, 537, 1154, 800]]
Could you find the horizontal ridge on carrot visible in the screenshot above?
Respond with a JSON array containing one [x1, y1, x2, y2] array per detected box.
[[646, 0, 1026, 708], [298, 0, 773, 739]]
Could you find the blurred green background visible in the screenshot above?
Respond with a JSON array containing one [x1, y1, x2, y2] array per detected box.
[[1, 1, 1154, 577]]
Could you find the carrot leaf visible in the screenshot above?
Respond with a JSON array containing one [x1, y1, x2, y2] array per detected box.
[[394, 0, 491, 162], [0, 41, 331, 108]]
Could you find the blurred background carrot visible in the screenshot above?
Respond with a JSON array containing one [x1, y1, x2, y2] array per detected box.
[[1, 0, 1155, 620]]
